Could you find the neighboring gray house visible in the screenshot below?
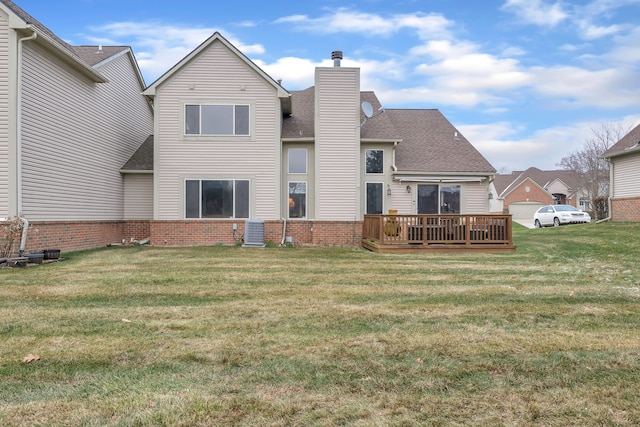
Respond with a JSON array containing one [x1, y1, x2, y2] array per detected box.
[[602, 122, 640, 221], [124, 32, 496, 247], [0, 0, 153, 253]]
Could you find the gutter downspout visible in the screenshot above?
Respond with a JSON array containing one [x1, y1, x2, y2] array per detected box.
[[279, 218, 287, 246], [391, 141, 398, 172], [597, 159, 612, 224], [596, 196, 612, 224], [18, 217, 29, 256], [17, 26, 37, 215]]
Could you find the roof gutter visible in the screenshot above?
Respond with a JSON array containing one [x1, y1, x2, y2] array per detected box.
[[24, 27, 108, 83], [393, 176, 488, 183]]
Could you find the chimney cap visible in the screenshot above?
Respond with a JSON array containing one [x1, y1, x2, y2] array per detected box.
[[331, 50, 343, 60]]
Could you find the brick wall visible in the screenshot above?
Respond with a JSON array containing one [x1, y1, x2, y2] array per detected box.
[[611, 197, 640, 222], [0, 220, 127, 257], [1, 219, 364, 256], [503, 182, 577, 210], [149, 220, 363, 248], [504, 183, 553, 210]]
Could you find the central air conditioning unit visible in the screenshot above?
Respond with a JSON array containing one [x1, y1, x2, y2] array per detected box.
[[242, 219, 265, 248]]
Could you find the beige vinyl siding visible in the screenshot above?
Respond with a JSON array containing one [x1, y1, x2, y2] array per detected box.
[[314, 67, 359, 220], [0, 11, 9, 217], [124, 174, 153, 219], [389, 183, 412, 214], [154, 42, 280, 220], [463, 182, 490, 214], [612, 155, 640, 198], [20, 43, 152, 220]]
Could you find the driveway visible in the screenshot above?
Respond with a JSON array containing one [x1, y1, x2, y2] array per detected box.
[[513, 218, 535, 229]]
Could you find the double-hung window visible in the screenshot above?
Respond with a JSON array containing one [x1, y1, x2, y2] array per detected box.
[[185, 179, 249, 219], [185, 104, 250, 136]]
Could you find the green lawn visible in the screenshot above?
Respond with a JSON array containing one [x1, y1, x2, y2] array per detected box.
[[1, 222, 639, 426]]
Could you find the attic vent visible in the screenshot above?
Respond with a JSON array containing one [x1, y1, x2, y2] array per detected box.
[[242, 219, 265, 248]]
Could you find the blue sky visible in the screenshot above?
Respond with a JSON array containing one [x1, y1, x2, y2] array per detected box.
[[18, 0, 640, 173]]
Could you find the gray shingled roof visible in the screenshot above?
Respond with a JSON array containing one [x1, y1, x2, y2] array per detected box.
[[282, 87, 495, 174], [1, 0, 131, 73], [281, 87, 315, 138], [602, 122, 640, 159], [71, 46, 130, 66], [387, 109, 495, 173], [121, 135, 154, 171]]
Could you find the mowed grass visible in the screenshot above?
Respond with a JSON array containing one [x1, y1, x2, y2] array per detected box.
[[1, 222, 639, 426]]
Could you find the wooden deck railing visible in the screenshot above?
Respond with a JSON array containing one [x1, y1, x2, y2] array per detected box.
[[362, 214, 513, 248]]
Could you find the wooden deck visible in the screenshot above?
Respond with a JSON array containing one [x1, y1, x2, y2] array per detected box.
[[362, 214, 516, 253]]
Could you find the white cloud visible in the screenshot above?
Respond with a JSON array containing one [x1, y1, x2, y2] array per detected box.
[[275, 8, 453, 39], [254, 57, 319, 89], [605, 26, 640, 64], [530, 66, 640, 108], [403, 40, 531, 107], [459, 115, 640, 172], [501, 0, 568, 26]]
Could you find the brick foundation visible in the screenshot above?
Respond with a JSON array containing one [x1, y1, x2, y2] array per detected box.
[[1, 221, 128, 257], [149, 220, 363, 248], [611, 197, 640, 222], [1, 219, 363, 256]]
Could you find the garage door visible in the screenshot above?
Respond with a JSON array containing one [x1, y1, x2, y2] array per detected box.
[[509, 202, 545, 226]]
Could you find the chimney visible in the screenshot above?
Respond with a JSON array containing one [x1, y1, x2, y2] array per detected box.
[[331, 50, 343, 67]]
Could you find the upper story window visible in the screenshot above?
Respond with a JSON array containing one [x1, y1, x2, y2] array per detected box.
[[288, 148, 307, 174], [185, 104, 250, 136], [365, 149, 384, 174]]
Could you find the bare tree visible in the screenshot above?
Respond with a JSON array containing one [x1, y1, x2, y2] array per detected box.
[[557, 122, 629, 220]]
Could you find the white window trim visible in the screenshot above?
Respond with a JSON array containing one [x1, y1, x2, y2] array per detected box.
[[365, 181, 385, 215], [182, 100, 255, 140], [288, 148, 308, 175], [365, 149, 385, 175], [288, 180, 307, 219], [183, 178, 251, 219]]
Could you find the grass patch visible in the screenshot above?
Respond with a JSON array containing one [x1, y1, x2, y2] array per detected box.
[[1, 222, 639, 426]]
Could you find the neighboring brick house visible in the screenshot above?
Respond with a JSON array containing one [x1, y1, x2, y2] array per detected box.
[[602, 122, 640, 222], [123, 32, 496, 248], [490, 167, 586, 222], [0, 0, 153, 254]]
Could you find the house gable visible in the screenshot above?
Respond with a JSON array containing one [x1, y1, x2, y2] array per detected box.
[[143, 32, 290, 112], [149, 34, 287, 220]]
